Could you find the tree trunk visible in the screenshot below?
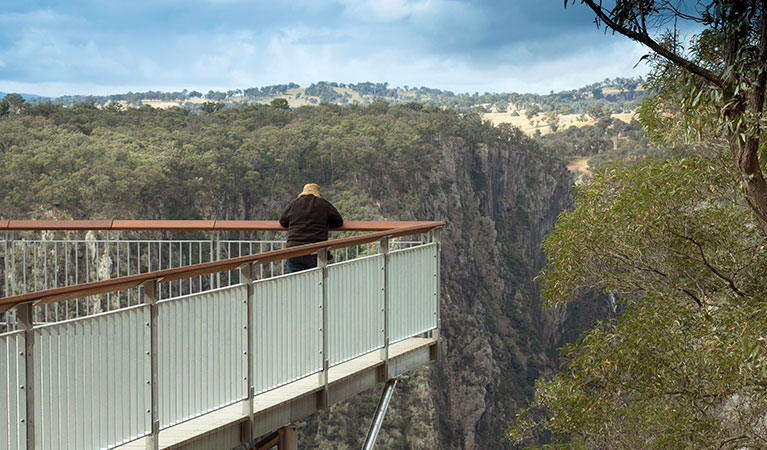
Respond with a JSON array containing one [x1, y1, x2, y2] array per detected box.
[[729, 133, 767, 236]]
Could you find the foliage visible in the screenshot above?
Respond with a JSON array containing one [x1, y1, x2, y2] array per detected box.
[[535, 118, 670, 170], [200, 101, 225, 113], [0, 100, 524, 222], [0, 94, 26, 115], [270, 98, 290, 110], [508, 152, 767, 448], [508, 3, 767, 446], [567, 0, 767, 233]]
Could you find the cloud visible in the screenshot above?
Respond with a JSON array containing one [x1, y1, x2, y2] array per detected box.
[[0, 0, 651, 97]]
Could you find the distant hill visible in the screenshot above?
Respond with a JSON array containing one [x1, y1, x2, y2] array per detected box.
[[22, 77, 645, 112], [15, 78, 646, 137], [0, 92, 44, 100]]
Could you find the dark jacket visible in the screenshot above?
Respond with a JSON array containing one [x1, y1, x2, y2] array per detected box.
[[279, 195, 343, 247]]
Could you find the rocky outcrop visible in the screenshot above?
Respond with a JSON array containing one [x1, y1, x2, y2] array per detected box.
[[301, 136, 590, 448]]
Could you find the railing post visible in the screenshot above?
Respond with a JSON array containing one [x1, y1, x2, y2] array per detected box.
[[3, 231, 9, 299], [433, 228, 441, 341], [10, 231, 16, 297], [379, 237, 390, 381], [240, 263, 255, 442], [17, 302, 35, 450], [317, 249, 329, 409], [214, 231, 221, 288], [143, 279, 160, 450]]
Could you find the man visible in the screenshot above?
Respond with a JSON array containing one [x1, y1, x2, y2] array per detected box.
[[279, 183, 344, 273]]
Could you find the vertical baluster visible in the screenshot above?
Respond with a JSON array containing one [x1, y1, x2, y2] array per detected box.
[[188, 242, 192, 294], [208, 234, 214, 290], [22, 240, 27, 294], [33, 244, 38, 295], [177, 241, 182, 295], [65, 241, 70, 319], [54, 242, 59, 321], [433, 228, 441, 340], [379, 237, 390, 380], [10, 232, 16, 298], [215, 232, 221, 289], [106, 234, 112, 311], [156, 240, 161, 298], [2, 231, 8, 299], [318, 249, 329, 409], [240, 263, 255, 441], [42, 241, 48, 322], [227, 241, 232, 286], [75, 242, 79, 317], [116, 237, 122, 307], [18, 302, 35, 450], [259, 242, 264, 279], [143, 280, 159, 450]]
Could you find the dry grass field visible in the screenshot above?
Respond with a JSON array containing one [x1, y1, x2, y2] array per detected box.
[[482, 109, 636, 136], [140, 98, 209, 108]]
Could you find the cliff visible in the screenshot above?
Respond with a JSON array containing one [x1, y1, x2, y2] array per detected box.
[[303, 136, 583, 449]]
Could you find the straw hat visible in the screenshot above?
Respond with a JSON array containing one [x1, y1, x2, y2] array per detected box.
[[298, 183, 321, 197]]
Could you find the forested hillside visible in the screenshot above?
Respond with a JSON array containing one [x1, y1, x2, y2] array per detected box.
[[23, 77, 645, 116], [0, 100, 603, 448]]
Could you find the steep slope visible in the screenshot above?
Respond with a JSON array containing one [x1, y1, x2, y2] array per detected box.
[[303, 136, 578, 449]]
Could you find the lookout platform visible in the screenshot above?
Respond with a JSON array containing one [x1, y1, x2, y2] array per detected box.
[[0, 220, 442, 449]]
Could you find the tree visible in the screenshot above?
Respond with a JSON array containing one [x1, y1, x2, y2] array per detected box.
[[200, 101, 224, 113], [270, 98, 290, 110], [545, 111, 560, 132], [565, 1, 767, 234], [507, 5, 767, 445], [0, 93, 26, 115], [525, 104, 542, 120], [508, 152, 767, 449]]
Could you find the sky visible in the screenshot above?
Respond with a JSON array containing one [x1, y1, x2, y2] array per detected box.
[[0, 0, 655, 98]]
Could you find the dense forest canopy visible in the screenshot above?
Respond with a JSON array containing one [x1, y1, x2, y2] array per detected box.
[[0, 98, 532, 222]]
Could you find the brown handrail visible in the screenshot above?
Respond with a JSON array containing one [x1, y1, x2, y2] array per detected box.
[[0, 221, 444, 312], [2, 219, 438, 232]]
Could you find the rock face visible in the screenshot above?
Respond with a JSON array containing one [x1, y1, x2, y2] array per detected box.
[[302, 137, 588, 449]]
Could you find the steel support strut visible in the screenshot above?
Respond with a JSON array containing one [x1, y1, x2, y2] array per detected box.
[[361, 377, 404, 450]]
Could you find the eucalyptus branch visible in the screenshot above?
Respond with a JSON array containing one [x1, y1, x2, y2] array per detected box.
[[718, 434, 749, 450], [681, 287, 705, 308], [667, 230, 746, 297], [603, 247, 707, 308], [663, 3, 706, 23], [623, 248, 709, 308], [579, 0, 728, 89]]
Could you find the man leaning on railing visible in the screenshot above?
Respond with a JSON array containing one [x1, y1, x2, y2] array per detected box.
[[279, 183, 344, 272]]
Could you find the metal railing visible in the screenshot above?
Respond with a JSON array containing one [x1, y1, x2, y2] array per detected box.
[[0, 222, 428, 332], [0, 220, 442, 450]]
